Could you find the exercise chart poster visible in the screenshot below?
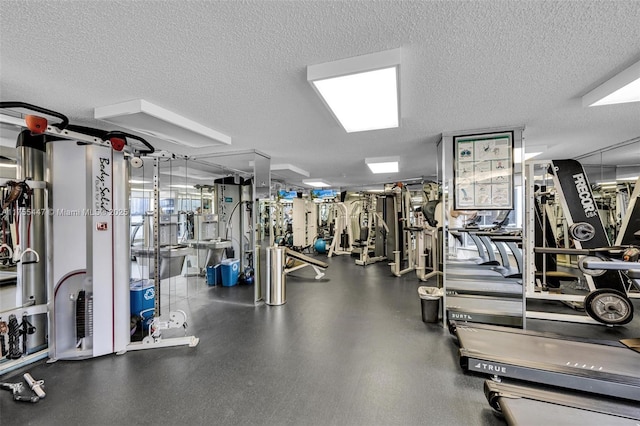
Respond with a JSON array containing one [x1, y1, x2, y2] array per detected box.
[[453, 132, 514, 210]]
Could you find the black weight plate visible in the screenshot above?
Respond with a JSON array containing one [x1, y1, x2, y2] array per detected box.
[[584, 289, 634, 325]]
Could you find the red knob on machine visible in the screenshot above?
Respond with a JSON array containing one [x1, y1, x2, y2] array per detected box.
[[25, 115, 48, 134], [110, 137, 126, 151]]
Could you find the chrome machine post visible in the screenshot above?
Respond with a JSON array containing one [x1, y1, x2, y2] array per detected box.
[[16, 130, 47, 353]]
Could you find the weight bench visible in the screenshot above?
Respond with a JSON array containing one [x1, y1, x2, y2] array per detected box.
[[284, 248, 329, 279]]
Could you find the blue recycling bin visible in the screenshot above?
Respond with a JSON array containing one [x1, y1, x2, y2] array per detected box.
[[221, 258, 240, 287], [130, 279, 155, 329], [206, 264, 222, 286]]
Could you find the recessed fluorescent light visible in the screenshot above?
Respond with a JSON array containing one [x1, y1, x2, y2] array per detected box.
[[591, 78, 640, 106], [169, 184, 193, 189], [307, 48, 401, 133], [131, 187, 153, 192], [365, 156, 399, 174], [302, 179, 331, 188], [582, 60, 640, 107], [129, 179, 150, 184], [0, 163, 16, 168], [312, 68, 398, 132], [94, 99, 231, 148]]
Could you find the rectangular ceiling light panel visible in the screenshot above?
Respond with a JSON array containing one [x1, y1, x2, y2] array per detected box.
[[308, 48, 401, 133], [94, 99, 231, 148], [302, 179, 331, 188], [582, 60, 640, 107], [365, 156, 399, 174], [312, 67, 398, 132]]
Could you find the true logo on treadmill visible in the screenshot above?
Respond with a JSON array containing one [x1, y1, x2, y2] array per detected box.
[[474, 362, 507, 374], [572, 173, 597, 218], [450, 313, 473, 320]]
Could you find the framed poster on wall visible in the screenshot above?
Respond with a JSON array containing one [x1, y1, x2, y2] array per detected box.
[[453, 131, 514, 210]]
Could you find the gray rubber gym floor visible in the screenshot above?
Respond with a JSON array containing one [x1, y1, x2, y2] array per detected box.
[[2, 254, 639, 425]]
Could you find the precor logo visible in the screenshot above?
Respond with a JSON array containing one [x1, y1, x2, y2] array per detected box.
[[572, 173, 597, 218]]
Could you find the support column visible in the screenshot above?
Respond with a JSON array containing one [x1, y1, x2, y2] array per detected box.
[[16, 130, 47, 353]]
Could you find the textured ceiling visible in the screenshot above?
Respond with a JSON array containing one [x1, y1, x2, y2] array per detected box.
[[1, 0, 639, 190]]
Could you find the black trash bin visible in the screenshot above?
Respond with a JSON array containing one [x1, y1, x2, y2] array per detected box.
[[418, 286, 442, 323]]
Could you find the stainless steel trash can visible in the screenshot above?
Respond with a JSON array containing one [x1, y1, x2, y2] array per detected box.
[[266, 246, 286, 305]]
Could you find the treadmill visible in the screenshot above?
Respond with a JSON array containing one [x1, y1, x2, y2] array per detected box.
[[445, 210, 524, 324], [451, 321, 640, 402], [446, 295, 523, 326], [447, 211, 523, 281], [445, 279, 523, 298], [446, 233, 524, 298], [484, 380, 640, 425], [448, 231, 521, 273]]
